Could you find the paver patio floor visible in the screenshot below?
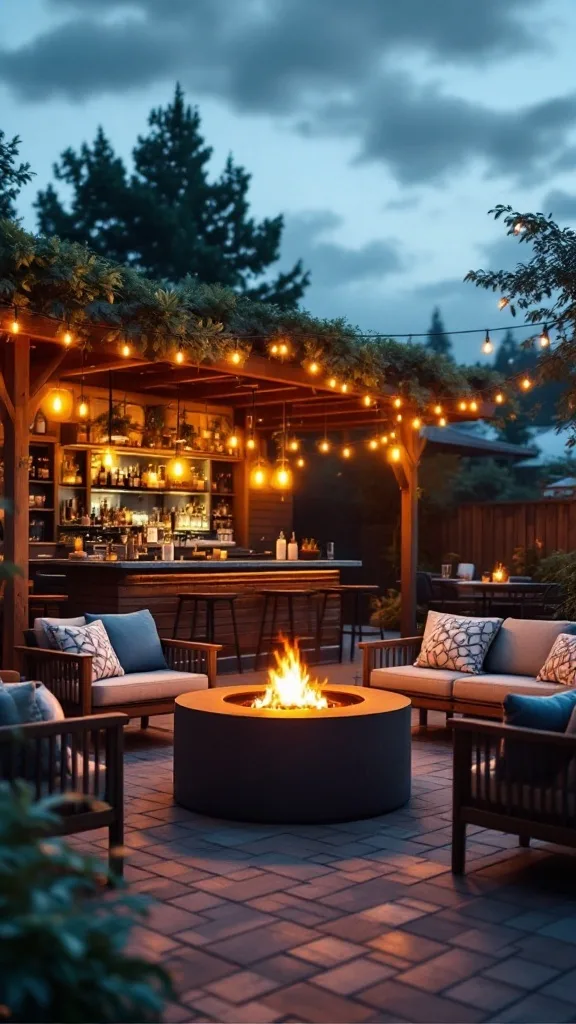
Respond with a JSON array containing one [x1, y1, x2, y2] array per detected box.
[[72, 666, 576, 1023]]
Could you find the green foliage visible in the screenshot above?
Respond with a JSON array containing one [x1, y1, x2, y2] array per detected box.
[[426, 307, 452, 358], [535, 550, 576, 619], [419, 454, 536, 509], [511, 544, 543, 577], [466, 205, 576, 439], [0, 218, 492, 407], [0, 132, 33, 221], [370, 590, 402, 630], [34, 85, 308, 309], [0, 782, 172, 1023]]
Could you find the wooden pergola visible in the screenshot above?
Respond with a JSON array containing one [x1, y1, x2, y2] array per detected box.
[[0, 312, 492, 663]]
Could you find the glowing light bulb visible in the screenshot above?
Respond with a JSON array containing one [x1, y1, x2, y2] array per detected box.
[[342, 446, 352, 459], [52, 395, 63, 414], [438, 416, 447, 427], [288, 438, 299, 452], [498, 297, 509, 310], [482, 330, 493, 355], [296, 457, 305, 468], [328, 378, 337, 389], [103, 449, 114, 469], [318, 439, 330, 453], [412, 417, 421, 430], [469, 400, 478, 412], [272, 462, 293, 490], [121, 343, 131, 357], [396, 413, 402, 423], [246, 436, 256, 451], [495, 392, 505, 404], [433, 404, 443, 415], [175, 349, 185, 364], [521, 376, 532, 391], [380, 434, 388, 445], [10, 315, 19, 334], [230, 350, 242, 365], [250, 463, 268, 488], [341, 382, 349, 393], [458, 401, 468, 412], [362, 395, 373, 407], [228, 433, 239, 449], [539, 327, 550, 348], [170, 459, 185, 480], [78, 399, 89, 419], [390, 430, 396, 439], [63, 329, 73, 347], [393, 397, 402, 409], [278, 342, 289, 356], [270, 343, 279, 355], [307, 361, 320, 375], [389, 446, 401, 463], [368, 438, 379, 450]]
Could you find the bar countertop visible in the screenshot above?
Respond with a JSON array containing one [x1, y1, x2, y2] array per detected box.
[[30, 558, 361, 572]]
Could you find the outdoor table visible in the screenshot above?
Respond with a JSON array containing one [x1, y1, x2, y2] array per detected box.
[[434, 579, 552, 617]]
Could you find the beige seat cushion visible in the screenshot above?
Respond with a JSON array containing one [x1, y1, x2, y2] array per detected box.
[[453, 674, 569, 706], [92, 670, 208, 707], [370, 664, 467, 698], [484, 618, 576, 677]]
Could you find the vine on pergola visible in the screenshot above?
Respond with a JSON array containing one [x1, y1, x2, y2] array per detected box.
[[0, 217, 497, 408], [466, 205, 576, 437]]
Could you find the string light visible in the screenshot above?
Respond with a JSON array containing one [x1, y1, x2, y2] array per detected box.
[[438, 416, 447, 427], [458, 401, 468, 412], [342, 446, 352, 459], [469, 400, 478, 412], [389, 430, 396, 439], [229, 349, 243, 366], [539, 326, 550, 348], [121, 342, 131, 357], [482, 330, 493, 355], [10, 308, 19, 334], [411, 417, 421, 430], [278, 342, 289, 357], [389, 446, 401, 463], [328, 378, 337, 389], [393, 397, 402, 409], [227, 432, 240, 449], [250, 461, 269, 489], [433, 404, 443, 416], [396, 413, 403, 423], [270, 340, 289, 358], [368, 438, 379, 450], [270, 343, 279, 355], [306, 360, 320, 375], [271, 461, 293, 490], [296, 456, 305, 468], [318, 438, 331, 453], [495, 392, 505, 404], [380, 434, 389, 445], [287, 437, 300, 452], [175, 348, 185, 364], [362, 394, 373, 407], [520, 376, 532, 391], [498, 297, 509, 310], [77, 398, 89, 420], [246, 436, 256, 451], [340, 382, 349, 393], [63, 328, 73, 347]]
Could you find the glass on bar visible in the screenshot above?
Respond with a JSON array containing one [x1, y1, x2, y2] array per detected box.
[[441, 564, 451, 578]]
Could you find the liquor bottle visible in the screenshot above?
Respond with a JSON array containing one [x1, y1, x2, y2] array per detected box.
[[98, 463, 107, 486], [134, 464, 141, 488], [158, 465, 166, 489], [29, 456, 35, 479]]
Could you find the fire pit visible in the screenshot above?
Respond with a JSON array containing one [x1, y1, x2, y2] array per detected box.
[[174, 641, 411, 823]]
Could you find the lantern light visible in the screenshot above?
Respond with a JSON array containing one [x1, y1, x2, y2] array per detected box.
[[342, 446, 352, 459], [396, 413, 402, 423], [495, 391, 505, 404], [278, 342, 289, 357], [482, 330, 493, 355], [340, 382, 349, 393], [412, 417, 421, 430], [362, 394, 373, 407], [389, 446, 401, 463], [307, 361, 320, 375], [368, 438, 379, 450], [229, 349, 243, 366], [328, 377, 337, 389], [77, 398, 90, 420], [433, 403, 442, 415], [380, 434, 388, 445], [246, 436, 256, 451], [539, 326, 550, 348], [520, 376, 532, 391], [296, 456, 305, 468], [175, 348, 185, 364], [63, 328, 73, 347], [469, 400, 478, 412], [121, 342, 131, 358], [389, 430, 396, 439], [228, 432, 240, 449], [458, 400, 468, 412], [287, 437, 300, 452], [438, 416, 447, 427], [42, 388, 74, 422], [393, 397, 402, 409], [318, 438, 331, 453], [270, 343, 279, 355], [271, 461, 293, 490]]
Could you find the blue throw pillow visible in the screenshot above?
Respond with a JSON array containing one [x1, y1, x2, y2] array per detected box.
[[504, 690, 576, 732], [85, 610, 167, 674], [498, 690, 576, 786], [0, 685, 20, 727]]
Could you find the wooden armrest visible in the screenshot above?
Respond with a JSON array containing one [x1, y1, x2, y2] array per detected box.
[[451, 717, 576, 747], [15, 645, 92, 665], [15, 646, 93, 716], [358, 636, 421, 651], [161, 638, 220, 687], [0, 670, 20, 683], [359, 635, 423, 685], [0, 712, 127, 740]]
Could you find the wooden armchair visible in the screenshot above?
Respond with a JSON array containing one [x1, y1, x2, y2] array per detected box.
[[15, 638, 220, 721], [452, 718, 576, 875], [0, 711, 126, 874]]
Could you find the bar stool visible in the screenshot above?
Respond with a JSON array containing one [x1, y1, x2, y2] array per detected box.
[[173, 592, 243, 672], [254, 589, 317, 669], [316, 584, 382, 662]]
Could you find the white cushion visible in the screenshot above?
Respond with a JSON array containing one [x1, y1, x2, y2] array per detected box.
[[370, 664, 467, 698], [538, 633, 576, 686], [45, 620, 124, 683], [34, 615, 86, 649], [453, 674, 570, 705], [416, 613, 502, 674], [484, 618, 576, 677], [91, 670, 208, 707]]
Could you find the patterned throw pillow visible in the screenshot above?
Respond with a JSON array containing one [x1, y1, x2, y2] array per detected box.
[[537, 633, 576, 686], [45, 619, 124, 683], [416, 614, 502, 674]]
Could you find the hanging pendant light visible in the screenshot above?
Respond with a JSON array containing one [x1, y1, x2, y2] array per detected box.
[[76, 345, 90, 420], [271, 402, 293, 490], [42, 387, 74, 422], [166, 390, 190, 485]]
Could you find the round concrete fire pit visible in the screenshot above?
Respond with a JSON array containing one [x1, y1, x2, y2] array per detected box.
[[173, 685, 411, 823]]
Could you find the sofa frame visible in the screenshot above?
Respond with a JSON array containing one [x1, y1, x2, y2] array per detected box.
[[0, 710, 126, 874], [359, 635, 510, 725], [451, 717, 576, 874], [15, 638, 220, 723]]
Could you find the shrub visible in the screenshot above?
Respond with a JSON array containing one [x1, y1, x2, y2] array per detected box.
[[535, 550, 576, 620]]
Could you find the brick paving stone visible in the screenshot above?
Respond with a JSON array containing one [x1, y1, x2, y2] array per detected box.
[[368, 930, 447, 963], [162, 949, 237, 994], [490, 991, 576, 1022], [360, 979, 485, 1022], [483, 955, 559, 990], [205, 969, 280, 1003], [313, 957, 396, 995], [361, 902, 426, 926], [515, 934, 576, 970], [538, 967, 576, 1002], [177, 905, 273, 947], [397, 947, 497, 993], [168, 892, 226, 913], [146, 902, 206, 936], [316, 912, 393, 943], [264, 981, 374, 1022], [206, 921, 320, 966], [538, 916, 576, 944], [504, 910, 558, 931], [447, 923, 521, 954], [255, 954, 320, 984], [291, 936, 366, 967], [445, 975, 524, 1012]]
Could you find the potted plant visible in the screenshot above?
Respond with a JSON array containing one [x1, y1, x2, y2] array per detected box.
[[142, 406, 165, 449], [94, 404, 137, 446]]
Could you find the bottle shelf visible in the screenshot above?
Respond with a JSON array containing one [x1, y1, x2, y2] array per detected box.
[[29, 507, 55, 513], [29, 479, 54, 485], [60, 482, 87, 489], [91, 487, 210, 496]]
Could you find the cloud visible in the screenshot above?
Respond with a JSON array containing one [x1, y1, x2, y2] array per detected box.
[[280, 211, 404, 288], [0, 0, 565, 188], [542, 188, 576, 221]]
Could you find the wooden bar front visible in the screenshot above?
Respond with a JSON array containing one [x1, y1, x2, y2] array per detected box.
[[29, 559, 361, 670]]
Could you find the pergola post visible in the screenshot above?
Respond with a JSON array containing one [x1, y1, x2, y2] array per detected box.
[[1, 334, 30, 665], [392, 423, 426, 637]]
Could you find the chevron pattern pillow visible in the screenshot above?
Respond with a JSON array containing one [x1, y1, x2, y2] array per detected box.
[[45, 619, 124, 683], [416, 613, 502, 674], [537, 633, 576, 687]]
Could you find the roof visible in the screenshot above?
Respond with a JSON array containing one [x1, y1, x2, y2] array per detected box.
[[423, 424, 537, 460]]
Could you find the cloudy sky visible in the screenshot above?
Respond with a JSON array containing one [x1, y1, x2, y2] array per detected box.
[[2, 0, 576, 362]]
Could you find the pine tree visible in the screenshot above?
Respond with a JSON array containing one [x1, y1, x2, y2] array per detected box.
[[426, 307, 452, 357], [0, 131, 33, 220], [35, 85, 309, 307]]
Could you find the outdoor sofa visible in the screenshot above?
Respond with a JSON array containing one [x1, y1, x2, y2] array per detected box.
[[360, 617, 576, 724]]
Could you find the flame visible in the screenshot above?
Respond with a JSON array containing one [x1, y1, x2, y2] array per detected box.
[[252, 638, 328, 710]]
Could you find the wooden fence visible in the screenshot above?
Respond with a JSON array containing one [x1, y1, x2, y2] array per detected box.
[[432, 499, 576, 572]]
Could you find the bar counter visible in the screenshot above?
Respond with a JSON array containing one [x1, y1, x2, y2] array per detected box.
[[30, 558, 362, 668]]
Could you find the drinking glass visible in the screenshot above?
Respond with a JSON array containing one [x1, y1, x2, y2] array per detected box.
[[441, 564, 451, 579], [326, 542, 335, 560]]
